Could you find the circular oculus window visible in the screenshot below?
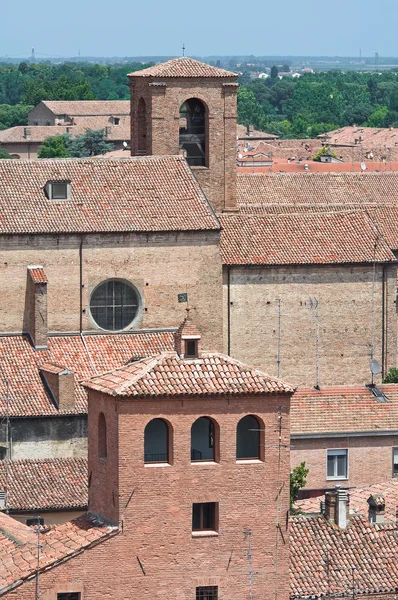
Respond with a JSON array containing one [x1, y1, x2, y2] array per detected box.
[[90, 280, 139, 331]]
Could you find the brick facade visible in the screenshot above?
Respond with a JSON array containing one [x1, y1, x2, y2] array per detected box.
[[129, 75, 238, 212]]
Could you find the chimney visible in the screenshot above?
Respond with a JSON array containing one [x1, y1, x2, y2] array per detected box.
[[105, 126, 112, 138], [66, 126, 73, 134], [26, 266, 48, 349], [175, 310, 202, 359], [248, 124, 254, 137], [24, 127, 31, 140], [368, 494, 385, 524], [324, 486, 350, 528], [40, 363, 75, 410]]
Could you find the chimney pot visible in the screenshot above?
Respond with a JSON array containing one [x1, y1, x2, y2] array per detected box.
[[24, 127, 31, 140], [368, 494, 385, 524]]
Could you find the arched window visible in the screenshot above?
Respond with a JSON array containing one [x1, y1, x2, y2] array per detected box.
[[137, 97, 147, 155], [98, 412, 107, 460], [144, 418, 171, 464], [90, 279, 140, 331], [179, 98, 206, 167], [236, 415, 263, 460], [191, 417, 218, 462]]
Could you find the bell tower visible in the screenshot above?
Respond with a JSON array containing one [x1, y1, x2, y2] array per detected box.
[[128, 57, 239, 212]]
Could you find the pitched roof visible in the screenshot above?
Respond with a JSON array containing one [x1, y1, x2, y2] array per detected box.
[[0, 331, 175, 416], [0, 458, 88, 511], [291, 385, 398, 435], [236, 124, 278, 140], [27, 265, 47, 284], [0, 512, 116, 594], [0, 119, 129, 144], [296, 479, 398, 521], [39, 100, 130, 116], [82, 351, 294, 397], [219, 211, 395, 266], [128, 57, 237, 78], [0, 156, 219, 234], [290, 515, 398, 599], [318, 125, 398, 148], [237, 171, 398, 208]]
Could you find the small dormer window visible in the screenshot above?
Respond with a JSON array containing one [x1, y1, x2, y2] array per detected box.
[[45, 181, 71, 201], [185, 339, 198, 358], [114, 117, 120, 125]]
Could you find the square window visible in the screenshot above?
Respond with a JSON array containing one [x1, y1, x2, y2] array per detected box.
[[192, 502, 218, 532], [185, 339, 198, 358], [114, 117, 120, 125], [57, 594, 81, 600], [393, 448, 398, 476], [327, 449, 348, 480], [51, 183, 68, 200], [196, 586, 218, 600]]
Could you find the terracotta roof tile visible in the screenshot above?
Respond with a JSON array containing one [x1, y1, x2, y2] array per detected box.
[[0, 458, 88, 511], [318, 125, 398, 148], [0, 119, 129, 143], [0, 156, 219, 234], [128, 57, 237, 78], [290, 515, 398, 598], [0, 512, 116, 594], [82, 351, 294, 397], [0, 331, 175, 417], [219, 211, 395, 265], [40, 100, 130, 116], [27, 266, 47, 283], [291, 385, 398, 435]]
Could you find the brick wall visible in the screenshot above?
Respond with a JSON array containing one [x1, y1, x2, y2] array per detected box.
[[0, 231, 223, 352], [130, 77, 238, 212], [223, 263, 397, 387], [291, 434, 398, 489]]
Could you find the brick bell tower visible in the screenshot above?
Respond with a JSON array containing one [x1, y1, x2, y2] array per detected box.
[[128, 57, 239, 212]]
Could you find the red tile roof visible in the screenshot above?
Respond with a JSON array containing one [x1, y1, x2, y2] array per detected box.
[[27, 265, 47, 284], [82, 351, 294, 397], [237, 171, 398, 208], [291, 385, 398, 435], [128, 57, 237, 78], [39, 100, 130, 116], [0, 512, 116, 594], [0, 120, 129, 144], [0, 458, 88, 511], [219, 211, 395, 265], [0, 331, 175, 416], [318, 125, 398, 149], [296, 479, 398, 521], [238, 160, 398, 173], [290, 515, 398, 599], [0, 156, 219, 234]]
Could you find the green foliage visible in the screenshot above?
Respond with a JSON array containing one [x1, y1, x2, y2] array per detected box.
[[67, 129, 114, 157], [312, 146, 338, 161], [37, 135, 70, 158], [290, 462, 309, 509], [271, 65, 278, 79], [0, 104, 33, 130], [0, 148, 12, 159], [383, 368, 398, 383], [237, 88, 266, 130]]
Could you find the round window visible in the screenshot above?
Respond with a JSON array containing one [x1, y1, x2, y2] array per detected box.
[[90, 280, 139, 331]]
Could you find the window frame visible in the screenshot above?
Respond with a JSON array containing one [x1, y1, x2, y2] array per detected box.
[[192, 502, 219, 533], [144, 418, 172, 465], [392, 447, 398, 477], [326, 448, 348, 480], [98, 412, 107, 461], [89, 279, 141, 332], [196, 586, 218, 600], [236, 414, 265, 462], [45, 180, 71, 201], [57, 594, 81, 600], [191, 416, 219, 463]]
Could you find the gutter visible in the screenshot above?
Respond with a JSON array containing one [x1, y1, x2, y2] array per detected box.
[[292, 430, 398, 439]]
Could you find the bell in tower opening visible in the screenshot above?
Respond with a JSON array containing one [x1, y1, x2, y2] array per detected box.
[[179, 98, 206, 167]]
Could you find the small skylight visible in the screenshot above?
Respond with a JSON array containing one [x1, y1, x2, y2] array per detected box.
[[45, 181, 71, 201]]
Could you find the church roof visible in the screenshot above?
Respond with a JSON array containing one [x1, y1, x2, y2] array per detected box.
[[128, 57, 237, 78], [38, 100, 130, 116], [0, 156, 220, 234], [82, 351, 294, 397], [219, 211, 396, 265], [0, 331, 175, 417]]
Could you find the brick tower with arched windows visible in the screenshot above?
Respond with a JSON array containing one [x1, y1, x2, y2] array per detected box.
[[128, 57, 239, 212]]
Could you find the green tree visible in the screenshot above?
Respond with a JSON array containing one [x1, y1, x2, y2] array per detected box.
[[312, 146, 338, 161], [237, 88, 266, 130], [0, 148, 12, 159], [365, 105, 389, 127], [37, 135, 71, 158], [383, 368, 398, 383], [0, 104, 33, 130], [67, 129, 114, 157], [270, 65, 279, 79], [290, 462, 309, 509]]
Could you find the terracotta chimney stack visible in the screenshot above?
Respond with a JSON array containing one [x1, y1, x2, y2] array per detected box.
[[26, 266, 48, 349], [175, 310, 202, 359]]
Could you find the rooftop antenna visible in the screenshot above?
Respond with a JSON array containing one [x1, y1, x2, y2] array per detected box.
[[276, 298, 281, 377], [306, 297, 320, 389], [2, 380, 10, 514], [182, 43, 186, 57], [375, 51, 379, 72], [31, 47, 35, 63]]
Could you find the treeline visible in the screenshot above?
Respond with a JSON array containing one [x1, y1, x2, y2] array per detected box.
[[237, 69, 398, 138], [0, 61, 151, 129]]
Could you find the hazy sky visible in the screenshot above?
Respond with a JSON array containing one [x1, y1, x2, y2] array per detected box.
[[2, 0, 398, 58]]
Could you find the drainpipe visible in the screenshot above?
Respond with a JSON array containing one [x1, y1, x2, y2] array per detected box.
[[227, 266, 231, 356], [79, 236, 83, 333], [382, 264, 386, 377]]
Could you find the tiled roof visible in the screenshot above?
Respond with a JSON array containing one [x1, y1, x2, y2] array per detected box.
[[0, 458, 88, 511], [0, 331, 175, 416], [0, 119, 129, 143], [177, 315, 201, 339], [236, 124, 278, 140], [290, 515, 398, 598], [318, 125, 398, 148], [0, 156, 219, 234], [237, 171, 398, 208], [219, 211, 395, 265], [27, 265, 47, 283], [296, 479, 398, 522], [39, 100, 130, 116], [83, 351, 293, 397], [291, 385, 398, 435], [128, 57, 237, 78], [0, 512, 116, 594], [238, 160, 398, 173]]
